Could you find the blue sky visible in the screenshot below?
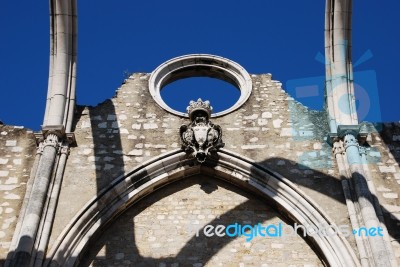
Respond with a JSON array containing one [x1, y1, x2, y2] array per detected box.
[[1, 1, 399, 130]]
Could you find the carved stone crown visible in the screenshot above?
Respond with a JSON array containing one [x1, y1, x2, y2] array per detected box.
[[187, 98, 213, 121]]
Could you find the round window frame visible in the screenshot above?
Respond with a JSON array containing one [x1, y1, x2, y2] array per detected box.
[[148, 54, 252, 117]]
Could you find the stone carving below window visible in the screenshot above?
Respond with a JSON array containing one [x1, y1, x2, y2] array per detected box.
[[180, 99, 224, 163]]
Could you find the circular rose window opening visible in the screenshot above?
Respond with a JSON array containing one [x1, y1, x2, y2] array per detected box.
[[161, 77, 240, 114], [148, 54, 252, 118]]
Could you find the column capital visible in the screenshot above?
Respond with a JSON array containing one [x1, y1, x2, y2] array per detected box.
[[34, 125, 76, 146], [36, 142, 45, 155], [343, 133, 359, 150], [42, 133, 60, 149], [332, 141, 345, 155], [59, 143, 70, 156], [328, 124, 369, 145]]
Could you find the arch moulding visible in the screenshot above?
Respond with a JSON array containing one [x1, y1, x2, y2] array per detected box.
[[46, 149, 360, 267]]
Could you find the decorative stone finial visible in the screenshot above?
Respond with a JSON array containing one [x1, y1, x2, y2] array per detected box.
[[180, 99, 224, 163]]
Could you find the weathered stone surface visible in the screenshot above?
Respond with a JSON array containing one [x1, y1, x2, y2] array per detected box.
[[47, 73, 357, 265], [1, 73, 399, 266], [379, 165, 397, 173], [80, 176, 324, 266], [0, 126, 36, 256]]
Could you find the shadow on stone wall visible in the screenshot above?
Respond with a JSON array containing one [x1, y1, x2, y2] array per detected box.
[[79, 173, 325, 266], [65, 102, 400, 266], [259, 157, 400, 248], [88, 99, 128, 267], [75, 152, 400, 266], [376, 123, 400, 246]]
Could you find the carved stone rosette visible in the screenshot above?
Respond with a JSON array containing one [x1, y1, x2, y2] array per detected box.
[[180, 99, 224, 163]]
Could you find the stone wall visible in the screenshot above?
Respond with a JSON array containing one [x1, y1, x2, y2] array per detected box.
[[80, 175, 324, 267], [368, 123, 400, 260], [50, 73, 355, 263], [0, 126, 36, 259], [0, 72, 399, 265]]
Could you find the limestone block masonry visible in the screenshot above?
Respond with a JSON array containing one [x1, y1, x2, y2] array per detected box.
[[0, 72, 399, 266], [0, 126, 36, 259], [81, 175, 324, 266], [53, 73, 352, 255]]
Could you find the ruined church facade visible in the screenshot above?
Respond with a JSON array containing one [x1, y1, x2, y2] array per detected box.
[[0, 1, 399, 266]]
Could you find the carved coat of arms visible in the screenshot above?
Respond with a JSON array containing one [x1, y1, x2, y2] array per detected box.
[[179, 99, 224, 163]]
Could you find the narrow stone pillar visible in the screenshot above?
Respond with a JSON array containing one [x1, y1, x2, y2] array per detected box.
[[325, 0, 358, 133], [334, 141, 370, 266], [9, 134, 59, 266], [325, 1, 396, 265], [343, 133, 392, 267], [33, 144, 70, 267], [7, 1, 76, 265], [43, 0, 77, 131]]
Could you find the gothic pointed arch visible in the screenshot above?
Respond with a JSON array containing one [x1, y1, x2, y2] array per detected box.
[[45, 149, 360, 267]]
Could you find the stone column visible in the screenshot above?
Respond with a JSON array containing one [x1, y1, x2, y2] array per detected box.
[[9, 134, 59, 266], [343, 133, 393, 266], [325, 1, 396, 265], [333, 141, 370, 266], [325, 0, 358, 133], [33, 144, 70, 267], [43, 0, 77, 132], [7, 1, 76, 266]]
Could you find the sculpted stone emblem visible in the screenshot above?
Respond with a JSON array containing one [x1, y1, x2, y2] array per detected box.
[[180, 99, 224, 163]]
